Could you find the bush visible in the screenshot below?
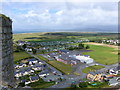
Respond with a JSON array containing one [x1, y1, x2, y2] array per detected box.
[[79, 82, 88, 88]]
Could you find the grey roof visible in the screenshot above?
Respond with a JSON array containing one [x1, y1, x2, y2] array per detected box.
[[28, 58, 37, 62], [60, 50, 69, 53], [30, 76, 39, 81], [109, 77, 119, 85], [113, 66, 120, 71]]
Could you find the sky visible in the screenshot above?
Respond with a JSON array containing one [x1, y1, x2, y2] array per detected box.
[[0, 0, 119, 33]]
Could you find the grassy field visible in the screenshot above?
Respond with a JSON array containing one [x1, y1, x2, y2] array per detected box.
[[36, 55, 49, 62], [13, 32, 118, 42], [28, 80, 55, 88], [14, 51, 31, 63], [82, 65, 105, 73], [48, 61, 72, 75], [36, 55, 72, 74], [82, 44, 118, 65], [72, 43, 118, 65]]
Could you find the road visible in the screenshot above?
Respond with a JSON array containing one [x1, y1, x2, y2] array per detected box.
[[14, 43, 119, 88], [26, 51, 119, 88]]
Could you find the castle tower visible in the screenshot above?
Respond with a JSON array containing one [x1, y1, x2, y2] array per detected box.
[[0, 14, 15, 88]]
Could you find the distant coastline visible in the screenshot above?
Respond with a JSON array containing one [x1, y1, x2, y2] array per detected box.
[[13, 30, 118, 34]]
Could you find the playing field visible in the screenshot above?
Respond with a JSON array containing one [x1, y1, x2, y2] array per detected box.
[[83, 43, 118, 65]]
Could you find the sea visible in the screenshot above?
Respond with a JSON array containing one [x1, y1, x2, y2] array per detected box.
[[13, 29, 118, 34]]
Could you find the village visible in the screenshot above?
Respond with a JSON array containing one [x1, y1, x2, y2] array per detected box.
[[14, 39, 120, 88]]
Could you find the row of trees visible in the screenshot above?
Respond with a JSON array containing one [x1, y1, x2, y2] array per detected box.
[[68, 43, 90, 50]]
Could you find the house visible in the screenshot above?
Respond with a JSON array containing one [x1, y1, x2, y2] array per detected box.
[[109, 77, 120, 86], [15, 63, 27, 69], [87, 72, 104, 81], [32, 66, 43, 71], [24, 69, 34, 75], [15, 72, 22, 78], [25, 48, 32, 52], [109, 66, 120, 75], [28, 58, 38, 65], [15, 70, 25, 77], [38, 61, 43, 65], [30, 76, 39, 82], [59, 50, 69, 54], [38, 71, 50, 77], [25, 81, 31, 85]]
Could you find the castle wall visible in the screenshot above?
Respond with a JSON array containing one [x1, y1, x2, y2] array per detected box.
[[0, 15, 15, 88]]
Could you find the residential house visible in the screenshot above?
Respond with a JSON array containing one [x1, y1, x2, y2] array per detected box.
[[32, 65, 43, 71], [25, 48, 32, 52], [109, 66, 120, 75], [15, 63, 27, 69], [109, 77, 120, 86], [38, 70, 50, 77], [87, 72, 104, 81], [28, 58, 38, 65], [30, 76, 39, 83]]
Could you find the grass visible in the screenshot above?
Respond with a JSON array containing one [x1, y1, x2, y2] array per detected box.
[[87, 81, 110, 88], [28, 80, 55, 88], [72, 43, 118, 65], [14, 51, 31, 63], [83, 44, 118, 65], [36, 55, 72, 75], [82, 65, 105, 73], [13, 32, 118, 42], [36, 55, 49, 62], [48, 61, 72, 75]]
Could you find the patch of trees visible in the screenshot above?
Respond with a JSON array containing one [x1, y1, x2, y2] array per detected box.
[[22, 44, 27, 49], [68, 43, 90, 50], [14, 46, 23, 52], [44, 32, 118, 37], [79, 82, 88, 88]]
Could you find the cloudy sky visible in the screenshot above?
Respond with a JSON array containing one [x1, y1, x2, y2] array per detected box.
[[1, 0, 119, 32]]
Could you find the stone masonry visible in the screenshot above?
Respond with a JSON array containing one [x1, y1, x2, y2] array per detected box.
[[0, 14, 15, 88]]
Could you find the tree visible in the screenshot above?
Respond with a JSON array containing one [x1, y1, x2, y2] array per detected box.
[[78, 43, 84, 49], [71, 84, 77, 88], [18, 82, 25, 87], [86, 45, 90, 49], [22, 44, 27, 49], [32, 48, 37, 54], [79, 82, 88, 88]]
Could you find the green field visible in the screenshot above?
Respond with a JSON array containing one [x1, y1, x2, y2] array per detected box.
[[13, 32, 118, 42], [48, 61, 72, 75], [71, 43, 118, 65], [82, 44, 118, 65], [36, 55, 72, 74], [14, 51, 31, 63], [28, 80, 55, 88], [36, 55, 49, 62], [82, 65, 105, 73]]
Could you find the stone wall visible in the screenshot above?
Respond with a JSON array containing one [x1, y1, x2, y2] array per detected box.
[[0, 15, 15, 88]]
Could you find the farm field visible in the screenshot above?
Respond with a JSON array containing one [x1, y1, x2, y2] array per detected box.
[[82, 65, 105, 73], [13, 32, 118, 42]]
